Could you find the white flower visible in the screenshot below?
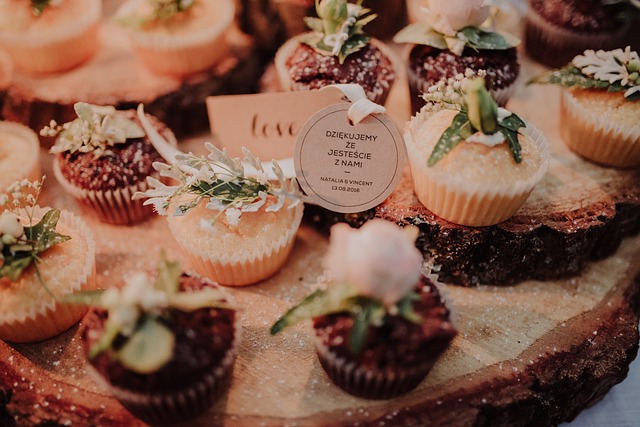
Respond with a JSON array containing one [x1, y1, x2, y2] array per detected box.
[[225, 208, 242, 226], [324, 220, 423, 306], [0, 211, 24, 239], [421, 0, 492, 36], [573, 47, 640, 96]]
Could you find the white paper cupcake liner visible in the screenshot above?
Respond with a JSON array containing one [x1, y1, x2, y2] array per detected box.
[[405, 109, 551, 227], [53, 160, 158, 225], [0, 207, 96, 343], [275, 34, 398, 105], [169, 202, 304, 286], [116, 0, 234, 76], [87, 317, 241, 424], [524, 2, 631, 68], [560, 90, 640, 168]]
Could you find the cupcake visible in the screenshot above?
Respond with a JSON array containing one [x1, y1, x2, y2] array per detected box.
[[43, 103, 177, 225], [0, 179, 96, 343], [135, 140, 304, 286], [73, 255, 238, 424], [274, 0, 397, 105], [0, 0, 101, 74], [395, 0, 520, 114], [0, 121, 41, 200], [115, 0, 235, 77], [405, 75, 550, 227], [531, 47, 640, 168], [271, 219, 456, 399], [525, 0, 637, 68]]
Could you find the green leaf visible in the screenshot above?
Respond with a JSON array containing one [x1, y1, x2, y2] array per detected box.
[[393, 24, 448, 49], [466, 78, 499, 135], [500, 127, 522, 163], [270, 286, 357, 335], [168, 289, 234, 312], [339, 34, 369, 64], [529, 65, 613, 90], [396, 292, 422, 324], [427, 112, 473, 167], [0, 257, 33, 282], [117, 317, 175, 374], [460, 27, 519, 50], [347, 299, 385, 354], [61, 290, 105, 307], [88, 320, 121, 360], [155, 251, 181, 295]]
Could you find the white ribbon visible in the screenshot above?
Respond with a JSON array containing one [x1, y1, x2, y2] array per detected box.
[[322, 84, 387, 125]]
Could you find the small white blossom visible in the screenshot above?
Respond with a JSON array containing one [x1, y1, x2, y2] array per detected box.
[[225, 208, 242, 226], [573, 47, 640, 100]]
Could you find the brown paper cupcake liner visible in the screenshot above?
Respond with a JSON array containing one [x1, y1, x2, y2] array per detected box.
[[314, 337, 434, 400], [274, 35, 399, 105], [405, 109, 550, 227], [560, 90, 640, 168], [53, 160, 157, 225], [87, 319, 241, 424], [170, 202, 304, 286], [0, 208, 96, 343], [117, 0, 234, 76], [524, 4, 631, 68]]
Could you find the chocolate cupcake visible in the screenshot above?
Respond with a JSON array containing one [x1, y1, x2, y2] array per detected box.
[[525, 0, 636, 68], [395, 0, 520, 114], [76, 256, 239, 424], [274, 0, 397, 105], [271, 220, 456, 399], [43, 103, 176, 225]]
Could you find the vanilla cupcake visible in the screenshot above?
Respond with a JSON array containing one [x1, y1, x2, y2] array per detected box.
[[531, 47, 640, 168], [0, 186, 96, 343], [76, 256, 238, 424], [272, 220, 456, 399], [115, 0, 234, 77], [44, 103, 177, 225], [274, 0, 397, 105], [405, 77, 550, 227], [0, 122, 41, 199], [136, 142, 303, 286], [0, 0, 101, 74], [395, 0, 520, 114]]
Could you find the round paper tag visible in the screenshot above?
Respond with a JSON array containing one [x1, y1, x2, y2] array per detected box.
[[294, 104, 405, 213]]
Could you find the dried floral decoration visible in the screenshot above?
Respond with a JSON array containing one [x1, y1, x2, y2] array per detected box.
[[302, 0, 377, 64], [65, 254, 232, 373], [271, 220, 424, 355], [394, 0, 519, 55], [421, 71, 526, 165], [0, 177, 70, 295], [134, 143, 300, 226], [117, 0, 195, 28], [42, 103, 146, 158], [531, 47, 640, 101], [30, 0, 62, 17]]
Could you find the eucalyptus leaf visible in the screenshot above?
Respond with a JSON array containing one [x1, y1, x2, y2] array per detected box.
[[427, 112, 472, 167], [528, 65, 632, 95], [270, 286, 357, 335], [393, 24, 448, 50], [460, 27, 518, 51], [117, 317, 175, 374], [88, 321, 121, 360], [169, 290, 233, 312]]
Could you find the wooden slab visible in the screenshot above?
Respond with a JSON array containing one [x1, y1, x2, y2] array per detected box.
[[0, 23, 266, 140], [0, 140, 639, 426], [308, 62, 640, 286]]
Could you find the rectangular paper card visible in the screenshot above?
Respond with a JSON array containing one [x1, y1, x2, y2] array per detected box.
[[206, 89, 347, 160]]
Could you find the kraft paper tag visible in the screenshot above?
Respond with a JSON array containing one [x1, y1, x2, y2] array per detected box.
[[294, 104, 405, 214], [206, 89, 347, 160]]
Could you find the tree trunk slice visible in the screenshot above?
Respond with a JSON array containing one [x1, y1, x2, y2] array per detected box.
[[0, 24, 266, 140], [307, 81, 640, 286], [0, 149, 639, 426]]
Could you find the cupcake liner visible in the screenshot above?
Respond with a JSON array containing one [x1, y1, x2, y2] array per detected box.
[[0, 207, 96, 343], [0, 121, 41, 194], [87, 318, 241, 424], [314, 336, 434, 400], [274, 35, 399, 105], [53, 160, 157, 225], [117, 0, 234, 76], [169, 202, 304, 286], [560, 90, 640, 168], [405, 109, 551, 227], [0, 0, 101, 74], [524, 3, 631, 68], [407, 60, 516, 115]]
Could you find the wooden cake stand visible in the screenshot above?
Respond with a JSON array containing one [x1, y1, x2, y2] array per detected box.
[[0, 35, 639, 427]]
